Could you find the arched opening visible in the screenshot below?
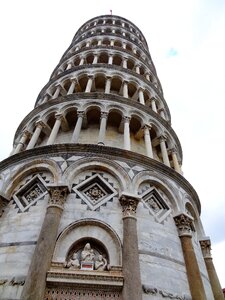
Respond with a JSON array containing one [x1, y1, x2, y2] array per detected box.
[[113, 55, 122, 66], [86, 53, 94, 64], [98, 52, 108, 64], [91, 39, 98, 46], [127, 59, 135, 70], [94, 74, 106, 92], [111, 77, 122, 95], [114, 40, 122, 48], [78, 75, 88, 92], [127, 82, 137, 99], [130, 116, 144, 154], [73, 56, 80, 66], [105, 110, 123, 148]]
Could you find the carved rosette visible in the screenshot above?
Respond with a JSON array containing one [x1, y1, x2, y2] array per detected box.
[[174, 213, 194, 237], [47, 185, 69, 209], [199, 239, 212, 259], [119, 194, 140, 218]]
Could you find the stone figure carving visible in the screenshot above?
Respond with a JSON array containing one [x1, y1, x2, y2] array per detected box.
[[81, 243, 95, 262], [64, 242, 109, 271], [64, 252, 80, 269], [95, 254, 107, 271]]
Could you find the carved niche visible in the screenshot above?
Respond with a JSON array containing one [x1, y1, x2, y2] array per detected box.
[[64, 241, 109, 272]]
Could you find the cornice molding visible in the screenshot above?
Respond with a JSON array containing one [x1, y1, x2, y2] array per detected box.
[[0, 144, 199, 212]]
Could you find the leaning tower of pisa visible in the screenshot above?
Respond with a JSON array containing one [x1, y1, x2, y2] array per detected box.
[[0, 15, 223, 300]]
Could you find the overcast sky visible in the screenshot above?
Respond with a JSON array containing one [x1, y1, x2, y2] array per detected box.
[[0, 0, 224, 287]]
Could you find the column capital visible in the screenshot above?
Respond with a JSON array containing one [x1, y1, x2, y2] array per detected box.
[[35, 119, 46, 128], [119, 193, 141, 218], [47, 185, 70, 209], [199, 238, 212, 259], [22, 130, 32, 139], [100, 111, 108, 119], [142, 124, 152, 131], [123, 116, 131, 123], [77, 111, 85, 118], [174, 213, 194, 237], [159, 135, 167, 142], [55, 112, 64, 120]]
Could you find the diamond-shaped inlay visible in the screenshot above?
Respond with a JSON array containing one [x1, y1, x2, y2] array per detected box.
[[141, 188, 171, 223], [74, 174, 117, 210], [13, 175, 48, 212]]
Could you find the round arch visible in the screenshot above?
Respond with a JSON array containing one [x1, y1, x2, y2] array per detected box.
[[53, 218, 122, 266], [5, 159, 61, 198]]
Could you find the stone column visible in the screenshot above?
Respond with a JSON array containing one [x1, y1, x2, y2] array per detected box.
[[52, 85, 61, 99], [85, 76, 93, 92], [159, 136, 170, 167], [13, 130, 31, 154], [108, 55, 113, 65], [98, 112, 108, 145], [93, 54, 98, 64], [159, 108, 166, 119], [135, 65, 140, 74], [123, 81, 128, 98], [71, 111, 84, 143], [105, 77, 111, 93], [98, 40, 102, 46], [123, 116, 131, 150], [143, 125, 153, 158], [110, 39, 114, 46], [119, 193, 142, 300], [123, 58, 128, 69], [200, 239, 224, 300], [145, 73, 150, 81], [67, 80, 76, 95], [46, 114, 62, 145], [66, 62, 72, 70], [138, 88, 145, 105], [151, 98, 157, 113], [171, 148, 181, 173], [174, 214, 207, 300], [26, 120, 45, 150], [21, 185, 69, 300], [79, 57, 85, 65]]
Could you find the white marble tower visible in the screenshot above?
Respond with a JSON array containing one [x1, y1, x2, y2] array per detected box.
[[0, 15, 223, 300]]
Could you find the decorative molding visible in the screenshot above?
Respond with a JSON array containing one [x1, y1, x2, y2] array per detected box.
[[119, 193, 140, 218], [73, 173, 117, 211], [142, 285, 191, 299], [12, 174, 48, 213], [0, 144, 200, 213], [141, 187, 171, 223], [174, 213, 194, 237]]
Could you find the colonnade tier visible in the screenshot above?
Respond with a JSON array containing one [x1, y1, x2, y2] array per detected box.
[[50, 45, 160, 91], [73, 15, 148, 52], [60, 32, 156, 77], [12, 97, 182, 173], [36, 67, 169, 120]]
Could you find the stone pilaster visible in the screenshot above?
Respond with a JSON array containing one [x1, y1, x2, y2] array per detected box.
[[200, 239, 224, 300], [21, 185, 69, 300], [119, 193, 142, 300], [174, 213, 207, 300]]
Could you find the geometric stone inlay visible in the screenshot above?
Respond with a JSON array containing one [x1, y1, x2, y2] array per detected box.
[[141, 188, 171, 223], [74, 174, 117, 210], [13, 175, 48, 212]]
